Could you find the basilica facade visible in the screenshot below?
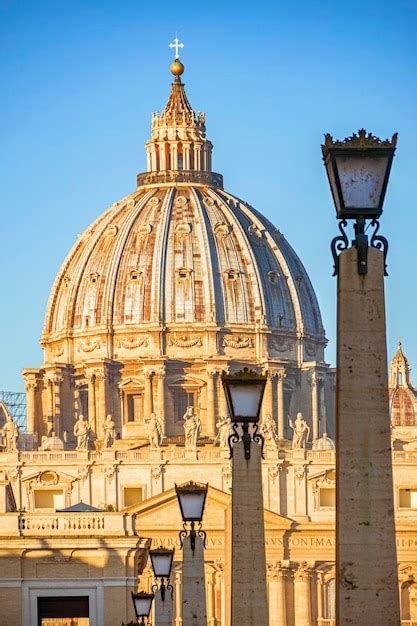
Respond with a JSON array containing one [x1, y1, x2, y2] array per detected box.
[[0, 56, 416, 626]]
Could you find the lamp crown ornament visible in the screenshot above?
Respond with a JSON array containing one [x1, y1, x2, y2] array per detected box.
[[322, 128, 398, 153]]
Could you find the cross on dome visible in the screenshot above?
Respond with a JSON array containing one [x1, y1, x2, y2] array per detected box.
[[169, 36, 184, 59]]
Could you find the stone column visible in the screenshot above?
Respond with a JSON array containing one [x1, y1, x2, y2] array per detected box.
[[231, 440, 268, 626], [262, 370, 275, 421], [184, 143, 191, 169], [309, 371, 322, 442], [150, 144, 157, 171], [146, 146, 151, 172], [158, 366, 166, 435], [155, 590, 174, 626], [24, 380, 37, 434], [277, 371, 286, 440], [174, 568, 182, 626], [181, 535, 207, 626], [316, 571, 324, 622], [206, 370, 216, 438], [86, 372, 97, 434], [95, 370, 107, 439], [337, 247, 400, 625], [159, 142, 167, 170], [293, 563, 311, 626], [194, 144, 202, 170], [206, 569, 216, 626], [144, 370, 153, 419], [170, 143, 178, 170]]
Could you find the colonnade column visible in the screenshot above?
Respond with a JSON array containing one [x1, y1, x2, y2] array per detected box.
[[277, 370, 286, 439], [309, 372, 322, 441], [183, 143, 191, 169], [293, 563, 311, 626], [170, 142, 178, 170], [144, 369, 153, 419], [316, 571, 324, 623], [194, 144, 202, 170], [150, 144, 157, 171], [207, 569, 216, 626], [206, 369, 216, 437], [158, 142, 167, 170], [267, 562, 287, 626], [158, 366, 166, 435]]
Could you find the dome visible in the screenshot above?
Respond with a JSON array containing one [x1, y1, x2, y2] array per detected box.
[[23, 57, 331, 448], [41, 63, 325, 365]]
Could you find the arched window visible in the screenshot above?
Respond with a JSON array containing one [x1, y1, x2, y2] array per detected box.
[[324, 578, 336, 619], [398, 372, 403, 385]]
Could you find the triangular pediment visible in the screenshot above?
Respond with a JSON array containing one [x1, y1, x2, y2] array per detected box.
[[131, 485, 293, 533]]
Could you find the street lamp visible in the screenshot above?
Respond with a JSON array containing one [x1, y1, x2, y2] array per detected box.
[[322, 129, 397, 275], [175, 481, 208, 552], [131, 591, 154, 625], [149, 547, 174, 601], [222, 368, 267, 459]]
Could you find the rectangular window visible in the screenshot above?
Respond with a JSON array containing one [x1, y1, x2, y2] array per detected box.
[[127, 393, 144, 423], [34, 489, 64, 510], [173, 389, 196, 423], [123, 487, 143, 508], [399, 488, 417, 508], [319, 488, 336, 508], [177, 153, 184, 170]]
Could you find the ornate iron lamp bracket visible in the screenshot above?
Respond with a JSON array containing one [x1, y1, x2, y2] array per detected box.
[[179, 521, 207, 553], [152, 579, 174, 602], [331, 218, 388, 276], [228, 422, 265, 460]]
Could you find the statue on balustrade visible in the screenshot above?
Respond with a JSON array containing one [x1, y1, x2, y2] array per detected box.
[[288, 412, 310, 449], [215, 415, 232, 448], [1, 414, 19, 452], [183, 406, 201, 449], [260, 414, 278, 448], [103, 414, 116, 449], [74, 414, 90, 450], [146, 412, 163, 449]]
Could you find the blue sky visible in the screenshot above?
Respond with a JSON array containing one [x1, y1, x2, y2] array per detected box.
[[1, 0, 417, 390]]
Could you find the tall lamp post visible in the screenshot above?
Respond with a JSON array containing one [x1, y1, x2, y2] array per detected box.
[[222, 368, 269, 626], [149, 547, 174, 625], [322, 129, 400, 624], [175, 481, 208, 626]]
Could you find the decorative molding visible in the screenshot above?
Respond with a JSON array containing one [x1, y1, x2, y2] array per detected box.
[[175, 195, 187, 207], [118, 336, 150, 350], [138, 224, 152, 240], [53, 346, 65, 358], [222, 336, 253, 349], [105, 224, 118, 238], [270, 338, 290, 353], [248, 223, 263, 238], [175, 223, 192, 239], [102, 466, 116, 482], [214, 222, 231, 238], [305, 343, 317, 357], [294, 465, 306, 482], [169, 335, 202, 348], [148, 196, 160, 208], [268, 464, 282, 483], [77, 339, 101, 353], [150, 464, 166, 481]]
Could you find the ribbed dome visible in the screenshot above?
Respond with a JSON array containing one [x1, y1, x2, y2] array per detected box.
[[41, 60, 325, 367]]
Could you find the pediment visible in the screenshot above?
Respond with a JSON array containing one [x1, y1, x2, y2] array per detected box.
[[131, 485, 293, 533], [21, 470, 77, 485]]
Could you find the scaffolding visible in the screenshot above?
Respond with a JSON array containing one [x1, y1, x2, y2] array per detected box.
[[0, 391, 26, 430]]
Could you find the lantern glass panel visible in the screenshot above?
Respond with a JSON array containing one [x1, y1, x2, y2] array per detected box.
[[335, 154, 389, 211], [178, 491, 206, 521], [150, 550, 173, 578], [132, 594, 153, 617], [228, 382, 265, 420]]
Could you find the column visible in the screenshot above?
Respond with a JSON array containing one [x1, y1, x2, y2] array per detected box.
[[144, 369, 153, 419], [277, 370, 286, 440], [206, 370, 216, 438], [181, 535, 207, 626], [86, 372, 97, 434], [146, 146, 151, 171], [267, 562, 287, 626], [194, 144, 202, 170], [174, 568, 182, 626], [150, 144, 157, 171], [277, 566, 287, 626], [206, 569, 216, 626], [170, 143, 178, 170], [231, 440, 268, 626], [158, 366, 166, 435], [183, 143, 191, 169], [293, 564, 311, 626], [316, 571, 324, 622], [51, 375, 63, 437], [337, 247, 400, 624], [309, 372, 321, 441], [24, 380, 37, 434], [95, 369, 107, 439], [159, 142, 167, 170], [262, 370, 275, 421], [218, 374, 228, 417]]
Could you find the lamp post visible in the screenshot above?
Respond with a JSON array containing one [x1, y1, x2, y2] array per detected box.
[[149, 547, 174, 626], [222, 368, 268, 626], [175, 481, 208, 626], [131, 591, 154, 625], [322, 129, 400, 625]]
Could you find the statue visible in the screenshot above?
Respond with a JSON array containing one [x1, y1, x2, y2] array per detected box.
[[183, 406, 201, 449], [260, 414, 278, 448], [103, 414, 115, 449], [288, 412, 310, 449], [146, 412, 163, 449], [312, 432, 335, 451], [216, 415, 231, 448], [1, 415, 19, 452], [73, 414, 90, 450]]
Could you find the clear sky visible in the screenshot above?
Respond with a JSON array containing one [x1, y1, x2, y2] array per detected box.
[[1, 0, 417, 391]]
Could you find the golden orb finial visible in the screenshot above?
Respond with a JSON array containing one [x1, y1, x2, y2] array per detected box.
[[170, 58, 184, 76]]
